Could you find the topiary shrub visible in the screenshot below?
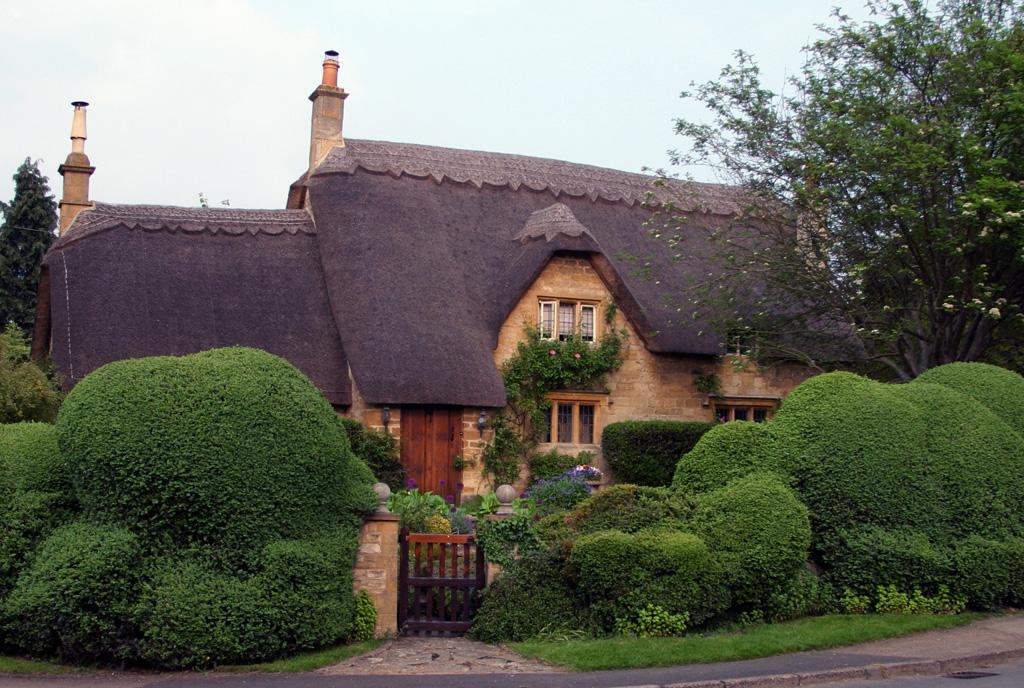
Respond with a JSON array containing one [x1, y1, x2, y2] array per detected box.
[[952, 536, 1024, 609], [564, 484, 693, 536], [569, 528, 729, 631], [689, 473, 810, 608], [603, 421, 714, 486], [0, 423, 75, 598], [821, 526, 953, 596], [469, 549, 579, 642], [673, 421, 785, 494], [2, 347, 377, 668], [56, 347, 376, 573], [673, 363, 1024, 608], [338, 417, 405, 492], [915, 362, 1024, 437], [2, 522, 142, 662]]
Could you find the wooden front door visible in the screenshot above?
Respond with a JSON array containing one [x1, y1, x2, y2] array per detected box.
[[400, 407, 463, 503]]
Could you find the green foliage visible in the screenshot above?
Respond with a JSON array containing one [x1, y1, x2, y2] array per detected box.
[[0, 159, 57, 332], [482, 325, 626, 486], [874, 585, 966, 616], [0, 423, 74, 596], [337, 417, 405, 491], [2, 522, 142, 662], [675, 363, 1024, 608], [0, 325, 63, 424], [666, 1, 1024, 378], [614, 604, 689, 638], [565, 484, 693, 536], [386, 489, 448, 533], [348, 591, 377, 643], [461, 492, 500, 517], [469, 549, 579, 643], [952, 536, 1024, 609], [839, 590, 871, 615], [762, 568, 834, 623], [0, 347, 376, 668], [915, 362, 1024, 436], [690, 473, 811, 607], [136, 561, 276, 668], [476, 514, 541, 569], [569, 529, 729, 631], [603, 420, 714, 487], [673, 421, 783, 494], [56, 347, 376, 572], [527, 448, 587, 482]]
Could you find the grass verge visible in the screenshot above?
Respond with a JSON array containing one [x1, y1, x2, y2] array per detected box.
[[513, 613, 982, 671], [217, 639, 384, 673], [0, 656, 75, 675]]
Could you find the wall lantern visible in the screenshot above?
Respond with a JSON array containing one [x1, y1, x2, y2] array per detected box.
[[381, 406, 391, 431], [476, 410, 488, 436]]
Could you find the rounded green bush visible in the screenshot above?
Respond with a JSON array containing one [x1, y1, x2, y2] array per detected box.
[[2, 522, 142, 662], [136, 560, 277, 668], [690, 473, 810, 607], [952, 536, 1024, 609], [0, 422, 68, 498], [673, 421, 784, 494], [673, 364, 1024, 607], [603, 420, 714, 486], [56, 347, 376, 572], [0, 423, 75, 598], [469, 550, 580, 642], [915, 362, 1024, 436], [569, 528, 728, 629], [564, 484, 693, 535]]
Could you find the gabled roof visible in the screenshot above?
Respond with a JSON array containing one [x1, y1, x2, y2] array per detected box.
[[41, 140, 757, 407]]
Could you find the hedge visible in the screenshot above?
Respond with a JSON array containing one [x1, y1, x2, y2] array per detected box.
[[690, 473, 810, 607], [564, 484, 693, 536], [2, 522, 142, 662], [672, 363, 1024, 605], [0, 423, 74, 597], [1, 347, 378, 668], [56, 347, 376, 572], [915, 362, 1024, 437], [468, 549, 579, 642], [569, 529, 729, 630], [338, 417, 405, 492], [603, 421, 714, 486]]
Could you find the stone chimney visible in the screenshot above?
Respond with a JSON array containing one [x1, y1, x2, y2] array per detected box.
[[308, 50, 348, 171], [58, 101, 95, 234]]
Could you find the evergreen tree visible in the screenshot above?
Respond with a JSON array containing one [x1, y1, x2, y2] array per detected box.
[[0, 159, 58, 333]]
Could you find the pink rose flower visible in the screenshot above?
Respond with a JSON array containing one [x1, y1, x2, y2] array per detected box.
[[548, 349, 557, 356], [574, 352, 582, 359]]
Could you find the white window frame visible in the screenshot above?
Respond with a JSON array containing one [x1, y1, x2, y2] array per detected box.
[[538, 299, 600, 342]]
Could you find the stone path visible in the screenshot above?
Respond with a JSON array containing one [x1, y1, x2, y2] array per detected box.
[[316, 636, 559, 675]]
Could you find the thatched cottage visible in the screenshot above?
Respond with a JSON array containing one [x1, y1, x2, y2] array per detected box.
[[33, 53, 812, 499]]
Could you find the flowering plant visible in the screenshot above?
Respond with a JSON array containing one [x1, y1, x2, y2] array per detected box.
[[565, 464, 602, 481]]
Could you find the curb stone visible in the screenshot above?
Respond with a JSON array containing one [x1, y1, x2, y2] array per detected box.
[[649, 646, 1024, 688]]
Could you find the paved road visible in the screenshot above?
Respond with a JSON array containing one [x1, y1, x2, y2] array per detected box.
[[839, 656, 1024, 688]]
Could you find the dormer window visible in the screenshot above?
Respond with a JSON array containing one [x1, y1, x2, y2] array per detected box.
[[539, 299, 598, 342]]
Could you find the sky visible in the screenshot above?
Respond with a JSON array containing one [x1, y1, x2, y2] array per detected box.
[[0, 1, 872, 210]]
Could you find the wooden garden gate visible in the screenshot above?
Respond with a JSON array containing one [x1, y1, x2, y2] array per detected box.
[[398, 530, 486, 635]]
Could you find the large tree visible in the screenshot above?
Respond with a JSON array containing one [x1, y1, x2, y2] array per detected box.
[[665, 0, 1024, 380], [0, 159, 57, 333]]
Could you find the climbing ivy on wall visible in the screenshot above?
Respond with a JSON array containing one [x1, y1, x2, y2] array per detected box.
[[481, 305, 627, 486]]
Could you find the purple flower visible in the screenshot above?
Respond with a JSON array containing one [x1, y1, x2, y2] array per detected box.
[[450, 506, 458, 513], [406, 478, 417, 489], [446, 495, 455, 503], [456, 482, 464, 491]]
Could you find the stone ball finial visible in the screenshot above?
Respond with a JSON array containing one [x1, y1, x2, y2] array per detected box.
[[495, 484, 516, 516], [372, 482, 391, 513]]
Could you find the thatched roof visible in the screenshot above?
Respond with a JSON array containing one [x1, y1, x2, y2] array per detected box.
[[41, 140, 754, 407]]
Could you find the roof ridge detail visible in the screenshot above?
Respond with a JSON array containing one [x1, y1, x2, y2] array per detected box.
[[315, 139, 745, 215], [54, 203, 315, 249], [514, 203, 593, 243]]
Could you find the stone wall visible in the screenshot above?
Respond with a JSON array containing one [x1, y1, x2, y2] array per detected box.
[[352, 512, 400, 637], [343, 254, 815, 498]]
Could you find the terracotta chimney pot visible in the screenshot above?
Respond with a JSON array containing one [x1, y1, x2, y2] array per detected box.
[[322, 50, 340, 87]]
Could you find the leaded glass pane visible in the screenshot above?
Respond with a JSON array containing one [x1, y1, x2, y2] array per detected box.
[[558, 302, 576, 341], [580, 306, 595, 342], [557, 403, 574, 442], [578, 404, 595, 444], [539, 301, 555, 339]]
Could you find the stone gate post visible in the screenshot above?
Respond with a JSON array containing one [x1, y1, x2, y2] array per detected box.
[[353, 483, 400, 637]]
